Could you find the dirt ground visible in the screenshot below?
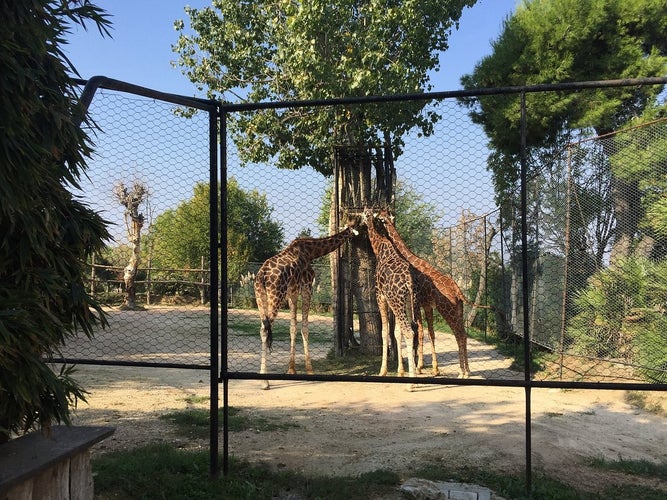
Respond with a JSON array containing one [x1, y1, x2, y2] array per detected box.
[[68, 308, 667, 495]]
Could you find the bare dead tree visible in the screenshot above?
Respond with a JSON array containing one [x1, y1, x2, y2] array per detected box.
[[113, 181, 148, 310]]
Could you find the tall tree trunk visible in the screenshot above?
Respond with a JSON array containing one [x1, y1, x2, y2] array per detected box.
[[332, 144, 394, 356], [123, 216, 143, 309], [114, 182, 147, 311], [466, 225, 497, 327], [609, 176, 641, 264]]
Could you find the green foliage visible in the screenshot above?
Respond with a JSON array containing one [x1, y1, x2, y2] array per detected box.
[[610, 107, 667, 247], [460, 0, 667, 211], [588, 455, 667, 481], [174, 0, 477, 173], [147, 178, 283, 285], [462, 0, 667, 144], [0, 1, 111, 441], [568, 257, 667, 381], [317, 180, 436, 254], [93, 444, 401, 500]]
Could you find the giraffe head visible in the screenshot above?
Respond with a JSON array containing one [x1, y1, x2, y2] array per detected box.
[[362, 207, 392, 238], [377, 208, 395, 225], [361, 207, 375, 226], [342, 216, 360, 236]]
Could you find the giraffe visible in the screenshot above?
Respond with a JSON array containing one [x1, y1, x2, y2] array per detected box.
[[361, 208, 420, 380], [254, 219, 358, 390], [377, 208, 473, 378]]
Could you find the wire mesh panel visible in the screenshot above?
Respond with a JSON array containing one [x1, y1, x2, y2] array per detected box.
[[226, 83, 667, 387], [226, 97, 521, 381], [61, 86, 214, 367], [509, 109, 667, 383]]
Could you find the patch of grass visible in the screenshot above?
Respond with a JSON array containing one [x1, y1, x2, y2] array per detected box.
[[182, 394, 209, 405], [411, 464, 582, 500], [625, 391, 665, 416], [466, 326, 549, 374], [588, 456, 667, 480], [92, 445, 667, 500], [228, 316, 332, 343], [92, 445, 400, 500], [160, 407, 299, 440], [412, 462, 667, 500], [227, 320, 257, 336]]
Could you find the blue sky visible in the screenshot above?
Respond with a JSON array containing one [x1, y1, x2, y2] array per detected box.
[[64, 1, 518, 243], [66, 0, 516, 97]]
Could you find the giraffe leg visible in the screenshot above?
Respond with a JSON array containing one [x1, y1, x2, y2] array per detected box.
[[424, 306, 439, 376], [391, 304, 407, 378], [452, 303, 470, 378], [399, 318, 417, 379], [287, 293, 298, 375], [455, 327, 470, 378], [415, 307, 425, 374], [256, 278, 275, 390], [396, 321, 408, 377], [378, 295, 390, 377], [259, 319, 270, 390], [301, 281, 314, 375], [394, 311, 408, 377]]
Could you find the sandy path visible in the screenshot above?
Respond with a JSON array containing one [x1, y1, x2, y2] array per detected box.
[[65, 307, 666, 494]]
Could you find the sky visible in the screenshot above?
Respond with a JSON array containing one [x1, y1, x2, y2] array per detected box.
[[66, 0, 516, 95], [64, 1, 519, 243]]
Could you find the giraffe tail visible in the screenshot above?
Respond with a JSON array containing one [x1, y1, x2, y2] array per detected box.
[[262, 318, 273, 351], [407, 289, 419, 337], [255, 270, 274, 351]]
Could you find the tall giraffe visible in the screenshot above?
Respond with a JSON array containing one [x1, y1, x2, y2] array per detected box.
[[254, 219, 358, 390], [362, 208, 420, 380], [377, 208, 472, 378]]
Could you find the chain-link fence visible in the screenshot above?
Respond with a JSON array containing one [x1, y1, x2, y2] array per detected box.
[[60, 79, 217, 369], [58, 77, 666, 484], [60, 78, 667, 388], [509, 115, 667, 383], [226, 84, 667, 386]]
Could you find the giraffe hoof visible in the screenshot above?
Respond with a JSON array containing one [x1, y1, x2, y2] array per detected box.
[[378, 370, 387, 377], [261, 381, 270, 390], [432, 369, 439, 377], [287, 368, 297, 375]]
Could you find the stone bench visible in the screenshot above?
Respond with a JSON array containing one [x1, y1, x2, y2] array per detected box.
[[0, 426, 115, 500]]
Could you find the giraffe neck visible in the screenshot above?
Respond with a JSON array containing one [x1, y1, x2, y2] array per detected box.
[[384, 219, 432, 273], [366, 215, 393, 261], [295, 227, 353, 261]]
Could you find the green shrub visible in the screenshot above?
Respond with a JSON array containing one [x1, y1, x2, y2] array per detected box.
[[0, 1, 111, 441]]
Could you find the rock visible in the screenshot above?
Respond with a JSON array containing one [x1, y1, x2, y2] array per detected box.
[[399, 478, 502, 500]]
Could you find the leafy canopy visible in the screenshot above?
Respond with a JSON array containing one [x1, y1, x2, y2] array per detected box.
[[147, 179, 284, 283], [461, 0, 667, 155], [173, 0, 476, 173]]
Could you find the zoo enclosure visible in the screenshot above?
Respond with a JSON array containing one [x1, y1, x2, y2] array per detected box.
[[61, 76, 222, 474], [58, 76, 667, 488]]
